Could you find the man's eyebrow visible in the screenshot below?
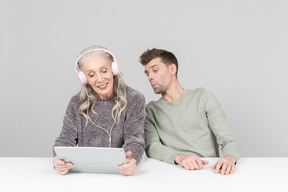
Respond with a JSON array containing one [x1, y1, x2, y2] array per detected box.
[[144, 64, 159, 74]]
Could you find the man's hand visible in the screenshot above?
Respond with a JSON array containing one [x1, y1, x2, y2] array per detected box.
[[212, 155, 236, 175], [117, 151, 136, 176], [174, 154, 209, 170], [53, 156, 74, 175]]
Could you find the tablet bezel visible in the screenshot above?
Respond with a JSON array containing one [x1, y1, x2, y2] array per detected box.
[[54, 146, 126, 174]]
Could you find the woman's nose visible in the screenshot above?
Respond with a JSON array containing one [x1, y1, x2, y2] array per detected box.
[[96, 74, 103, 82]]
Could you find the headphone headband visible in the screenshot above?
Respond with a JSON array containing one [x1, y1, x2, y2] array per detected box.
[[75, 48, 120, 85]]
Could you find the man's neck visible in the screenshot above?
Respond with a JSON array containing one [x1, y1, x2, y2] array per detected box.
[[162, 81, 184, 102]]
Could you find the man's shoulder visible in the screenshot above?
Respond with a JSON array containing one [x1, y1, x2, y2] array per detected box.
[[146, 87, 208, 105], [185, 87, 215, 98], [145, 87, 212, 108], [145, 98, 163, 112], [186, 87, 207, 95], [146, 100, 158, 108]]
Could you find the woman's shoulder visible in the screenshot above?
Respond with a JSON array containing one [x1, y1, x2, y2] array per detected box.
[[125, 85, 146, 103], [68, 93, 81, 107]]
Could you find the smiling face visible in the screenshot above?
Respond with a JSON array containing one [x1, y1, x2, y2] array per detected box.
[[144, 57, 174, 94], [81, 54, 114, 99]]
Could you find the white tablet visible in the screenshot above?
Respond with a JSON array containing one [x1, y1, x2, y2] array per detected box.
[[54, 146, 126, 174]]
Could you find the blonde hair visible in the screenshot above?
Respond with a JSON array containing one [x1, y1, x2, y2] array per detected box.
[[76, 45, 127, 127]]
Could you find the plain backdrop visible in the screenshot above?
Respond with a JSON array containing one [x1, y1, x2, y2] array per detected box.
[[0, 0, 287, 157]]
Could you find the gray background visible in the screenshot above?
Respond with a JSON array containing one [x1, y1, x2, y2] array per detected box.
[[1, 0, 287, 157]]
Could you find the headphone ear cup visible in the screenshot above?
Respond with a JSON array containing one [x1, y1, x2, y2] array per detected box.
[[77, 71, 87, 85], [112, 61, 120, 75]]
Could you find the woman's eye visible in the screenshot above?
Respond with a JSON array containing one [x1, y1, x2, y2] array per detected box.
[[89, 74, 94, 78], [102, 69, 107, 73]]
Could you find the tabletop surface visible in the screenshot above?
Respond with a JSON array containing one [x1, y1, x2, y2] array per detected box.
[[0, 156, 287, 192]]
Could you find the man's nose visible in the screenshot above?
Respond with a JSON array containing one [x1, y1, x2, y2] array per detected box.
[[148, 73, 153, 81]]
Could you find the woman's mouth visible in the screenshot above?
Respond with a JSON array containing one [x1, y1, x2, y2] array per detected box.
[[98, 83, 108, 90]]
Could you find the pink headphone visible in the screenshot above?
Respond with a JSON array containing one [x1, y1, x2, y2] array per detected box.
[[75, 48, 120, 85]]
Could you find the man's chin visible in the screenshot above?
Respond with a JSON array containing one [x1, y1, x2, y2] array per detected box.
[[153, 89, 161, 94]]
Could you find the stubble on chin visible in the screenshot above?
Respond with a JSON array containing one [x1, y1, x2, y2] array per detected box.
[[153, 87, 162, 94]]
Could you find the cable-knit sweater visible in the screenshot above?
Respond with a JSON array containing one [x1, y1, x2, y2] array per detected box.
[[53, 86, 145, 164]]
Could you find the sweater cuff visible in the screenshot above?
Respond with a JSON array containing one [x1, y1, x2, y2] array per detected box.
[[169, 152, 181, 165], [223, 152, 240, 164]]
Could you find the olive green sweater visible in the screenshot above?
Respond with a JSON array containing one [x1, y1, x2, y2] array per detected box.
[[145, 88, 240, 164]]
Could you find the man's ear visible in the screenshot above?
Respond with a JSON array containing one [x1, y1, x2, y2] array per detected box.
[[169, 63, 177, 75]]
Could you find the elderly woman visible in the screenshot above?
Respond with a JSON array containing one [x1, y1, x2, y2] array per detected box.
[[53, 45, 145, 176]]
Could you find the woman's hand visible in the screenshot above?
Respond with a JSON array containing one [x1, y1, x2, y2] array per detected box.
[[117, 151, 136, 176], [53, 156, 74, 175]]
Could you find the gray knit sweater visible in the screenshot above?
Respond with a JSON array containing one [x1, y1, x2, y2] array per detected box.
[[53, 86, 145, 164]]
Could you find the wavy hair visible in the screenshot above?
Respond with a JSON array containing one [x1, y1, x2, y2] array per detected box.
[[76, 45, 127, 127]]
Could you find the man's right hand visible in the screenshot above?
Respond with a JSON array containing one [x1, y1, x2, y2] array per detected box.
[[174, 154, 209, 170], [53, 156, 74, 175]]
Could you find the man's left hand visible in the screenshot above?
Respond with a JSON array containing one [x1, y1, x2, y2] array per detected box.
[[212, 155, 236, 175]]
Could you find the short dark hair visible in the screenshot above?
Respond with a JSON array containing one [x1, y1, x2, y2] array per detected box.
[[139, 48, 178, 76]]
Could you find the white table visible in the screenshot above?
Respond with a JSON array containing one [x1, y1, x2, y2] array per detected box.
[[0, 156, 287, 192]]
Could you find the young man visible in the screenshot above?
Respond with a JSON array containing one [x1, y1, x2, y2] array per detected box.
[[139, 48, 240, 175]]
